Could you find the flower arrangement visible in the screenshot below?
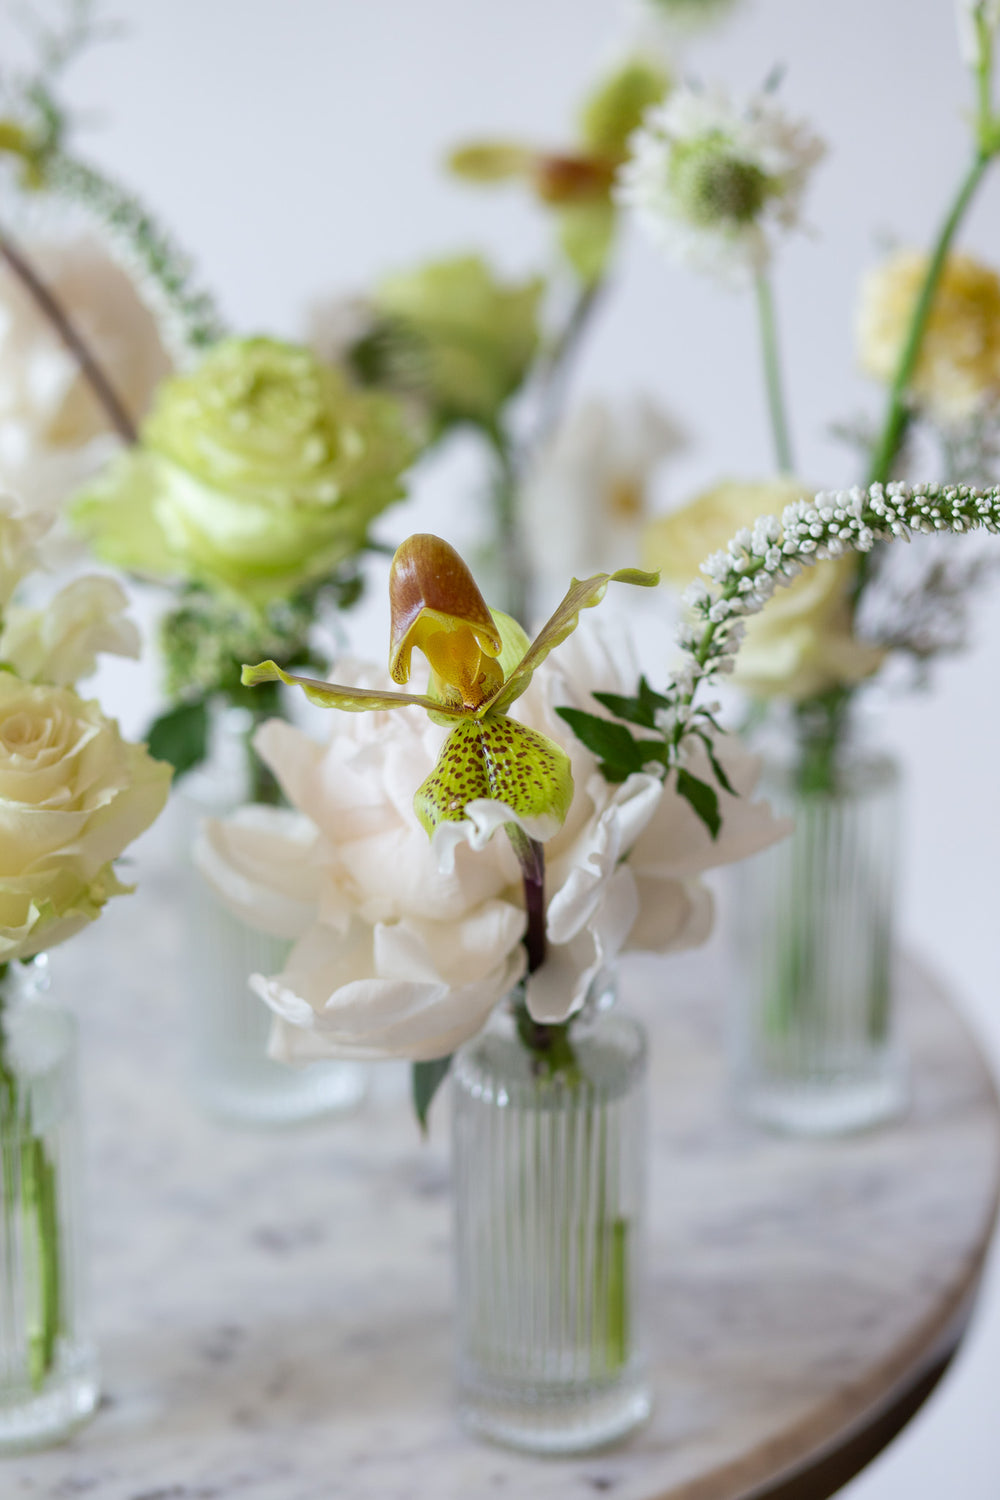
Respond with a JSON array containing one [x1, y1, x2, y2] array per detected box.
[[0, 497, 169, 1423]]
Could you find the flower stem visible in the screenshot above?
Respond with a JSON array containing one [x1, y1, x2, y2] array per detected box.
[[866, 152, 991, 489], [532, 279, 604, 452], [504, 822, 579, 1076], [0, 221, 138, 445], [754, 269, 795, 475], [0, 974, 63, 1390], [485, 420, 529, 624]]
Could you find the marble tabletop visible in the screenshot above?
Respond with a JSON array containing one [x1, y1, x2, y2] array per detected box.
[[7, 852, 1000, 1500]]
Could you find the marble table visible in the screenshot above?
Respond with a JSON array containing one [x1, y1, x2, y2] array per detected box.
[[7, 857, 1000, 1500]]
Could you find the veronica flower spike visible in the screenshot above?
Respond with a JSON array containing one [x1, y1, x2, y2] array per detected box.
[[243, 534, 657, 854]]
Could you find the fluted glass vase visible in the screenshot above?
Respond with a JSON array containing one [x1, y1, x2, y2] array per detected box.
[[451, 984, 649, 1453], [0, 958, 98, 1451], [731, 706, 906, 1135], [181, 705, 366, 1127]]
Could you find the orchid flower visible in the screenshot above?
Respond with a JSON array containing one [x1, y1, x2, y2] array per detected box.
[[243, 533, 657, 851]]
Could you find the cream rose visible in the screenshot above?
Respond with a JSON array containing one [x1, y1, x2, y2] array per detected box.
[[0, 677, 171, 961], [644, 477, 886, 700]]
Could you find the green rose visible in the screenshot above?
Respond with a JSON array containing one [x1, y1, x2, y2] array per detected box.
[[368, 255, 544, 428], [72, 337, 414, 607]]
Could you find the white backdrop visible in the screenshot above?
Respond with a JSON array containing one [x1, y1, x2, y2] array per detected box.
[[49, 0, 1000, 1493]]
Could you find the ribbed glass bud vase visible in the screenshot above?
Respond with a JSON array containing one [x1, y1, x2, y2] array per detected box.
[[0, 958, 98, 1451], [731, 709, 906, 1135], [181, 706, 366, 1127], [451, 990, 650, 1453]]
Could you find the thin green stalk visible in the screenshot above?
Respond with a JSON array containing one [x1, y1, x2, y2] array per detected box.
[[0, 974, 63, 1391], [485, 421, 529, 625], [866, 152, 991, 489], [755, 270, 795, 475], [531, 280, 604, 452]]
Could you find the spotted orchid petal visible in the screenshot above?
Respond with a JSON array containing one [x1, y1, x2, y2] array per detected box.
[[414, 716, 573, 840], [241, 659, 467, 716], [487, 568, 659, 715]]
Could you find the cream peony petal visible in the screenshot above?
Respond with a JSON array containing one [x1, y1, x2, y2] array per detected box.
[[545, 773, 661, 945], [625, 872, 715, 954], [193, 806, 323, 939], [527, 865, 639, 1024]]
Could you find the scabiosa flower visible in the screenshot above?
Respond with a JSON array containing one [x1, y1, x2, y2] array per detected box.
[[617, 86, 826, 282]]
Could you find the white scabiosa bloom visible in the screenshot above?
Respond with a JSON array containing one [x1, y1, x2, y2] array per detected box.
[[617, 86, 826, 283]]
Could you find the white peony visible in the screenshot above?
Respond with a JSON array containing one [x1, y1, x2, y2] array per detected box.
[[0, 236, 171, 510], [617, 85, 826, 283], [197, 625, 790, 1061]]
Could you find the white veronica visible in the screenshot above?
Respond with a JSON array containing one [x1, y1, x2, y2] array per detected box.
[[617, 85, 826, 283], [196, 626, 789, 1062]]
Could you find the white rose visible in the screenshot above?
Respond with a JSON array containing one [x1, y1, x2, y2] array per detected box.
[[194, 665, 527, 1062], [0, 677, 171, 962], [0, 236, 171, 509], [0, 575, 140, 686]]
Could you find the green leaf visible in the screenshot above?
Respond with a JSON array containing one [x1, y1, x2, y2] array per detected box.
[[676, 768, 721, 840], [414, 715, 573, 839], [412, 1055, 452, 1135], [590, 690, 655, 729], [696, 732, 737, 798], [556, 707, 657, 777], [146, 699, 210, 778]]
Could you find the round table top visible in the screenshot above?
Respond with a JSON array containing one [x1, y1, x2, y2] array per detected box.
[[9, 855, 1000, 1500]]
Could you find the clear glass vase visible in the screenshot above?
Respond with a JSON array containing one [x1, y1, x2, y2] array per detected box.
[[180, 705, 366, 1127], [451, 985, 650, 1454], [730, 706, 906, 1135], [0, 958, 99, 1451]]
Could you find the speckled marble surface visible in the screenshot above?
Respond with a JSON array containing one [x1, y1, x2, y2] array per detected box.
[[6, 851, 999, 1500]]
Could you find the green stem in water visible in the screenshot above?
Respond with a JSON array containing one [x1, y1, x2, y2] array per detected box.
[[755, 269, 795, 476], [0, 968, 63, 1390]]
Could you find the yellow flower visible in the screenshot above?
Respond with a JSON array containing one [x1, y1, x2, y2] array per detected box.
[[644, 478, 885, 701], [856, 250, 1000, 424]]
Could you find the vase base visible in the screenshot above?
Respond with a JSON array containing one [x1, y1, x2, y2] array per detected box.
[[0, 1343, 99, 1453], [738, 1061, 907, 1137], [195, 1060, 367, 1128], [458, 1371, 652, 1455]]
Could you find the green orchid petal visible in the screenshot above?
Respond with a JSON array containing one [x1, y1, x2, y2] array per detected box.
[[487, 568, 659, 715], [414, 715, 573, 838], [241, 660, 466, 715]]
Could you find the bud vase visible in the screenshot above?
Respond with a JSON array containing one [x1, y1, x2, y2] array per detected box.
[[730, 707, 906, 1135], [0, 958, 99, 1451], [181, 705, 366, 1127], [451, 987, 650, 1453]]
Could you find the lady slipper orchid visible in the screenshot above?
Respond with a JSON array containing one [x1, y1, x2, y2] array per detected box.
[[243, 533, 657, 847]]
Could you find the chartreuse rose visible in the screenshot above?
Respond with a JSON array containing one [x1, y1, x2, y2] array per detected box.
[[244, 534, 657, 840], [71, 336, 414, 607]]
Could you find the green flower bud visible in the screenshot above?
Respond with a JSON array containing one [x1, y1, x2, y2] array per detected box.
[[669, 136, 770, 227], [72, 337, 414, 607], [372, 255, 544, 428], [447, 141, 535, 183], [578, 56, 671, 159]]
